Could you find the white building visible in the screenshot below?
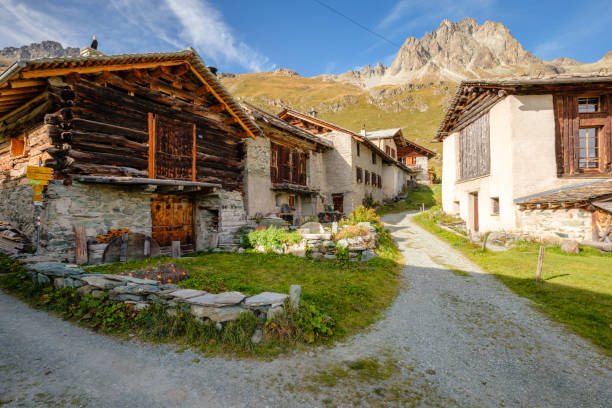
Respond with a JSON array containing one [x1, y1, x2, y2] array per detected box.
[[437, 75, 612, 243]]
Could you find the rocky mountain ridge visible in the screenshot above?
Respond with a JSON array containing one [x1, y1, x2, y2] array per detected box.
[[317, 18, 611, 88], [0, 41, 80, 69]]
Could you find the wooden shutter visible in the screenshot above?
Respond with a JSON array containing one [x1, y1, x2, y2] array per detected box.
[[553, 95, 579, 175], [148, 113, 195, 180], [291, 151, 300, 184], [298, 153, 307, 185], [279, 146, 291, 182], [603, 95, 612, 173], [270, 143, 279, 183]]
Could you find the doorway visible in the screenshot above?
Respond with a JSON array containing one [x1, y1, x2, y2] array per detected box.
[[151, 194, 195, 250], [332, 194, 344, 214], [470, 192, 479, 232]]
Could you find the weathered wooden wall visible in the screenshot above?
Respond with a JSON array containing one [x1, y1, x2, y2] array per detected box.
[[458, 112, 490, 181]]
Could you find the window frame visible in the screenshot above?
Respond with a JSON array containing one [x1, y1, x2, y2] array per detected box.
[[372, 151, 377, 164], [578, 127, 601, 171], [356, 142, 360, 157], [365, 170, 370, 185], [356, 166, 363, 183], [490, 197, 500, 216]]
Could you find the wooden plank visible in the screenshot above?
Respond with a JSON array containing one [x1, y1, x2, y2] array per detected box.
[[120, 233, 129, 262], [0, 92, 48, 123], [74, 226, 88, 265], [19, 60, 187, 79], [192, 123, 196, 182], [553, 95, 564, 176], [535, 246, 545, 282], [148, 112, 156, 178]]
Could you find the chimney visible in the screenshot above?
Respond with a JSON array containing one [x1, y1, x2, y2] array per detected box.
[[208, 66, 218, 76], [361, 124, 366, 136], [309, 109, 317, 118]]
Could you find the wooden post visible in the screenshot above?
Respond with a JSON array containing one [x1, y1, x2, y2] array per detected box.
[[74, 226, 88, 265], [536, 246, 545, 282], [481, 231, 490, 252], [171, 241, 182, 258], [119, 233, 129, 263]]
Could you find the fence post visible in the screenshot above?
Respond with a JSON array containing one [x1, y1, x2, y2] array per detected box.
[[536, 246, 545, 282]]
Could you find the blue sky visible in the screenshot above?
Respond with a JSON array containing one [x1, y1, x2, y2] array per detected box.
[[0, 0, 610, 76]]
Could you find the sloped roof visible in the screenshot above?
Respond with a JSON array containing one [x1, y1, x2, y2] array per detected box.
[[241, 102, 332, 148], [0, 48, 262, 138], [434, 73, 612, 141], [363, 128, 402, 139], [515, 180, 612, 207], [277, 108, 415, 173]]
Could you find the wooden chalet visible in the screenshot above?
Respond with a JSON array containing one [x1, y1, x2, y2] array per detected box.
[[437, 73, 612, 243], [0, 48, 262, 260]]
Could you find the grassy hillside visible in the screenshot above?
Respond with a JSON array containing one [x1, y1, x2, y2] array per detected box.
[[221, 73, 456, 169]]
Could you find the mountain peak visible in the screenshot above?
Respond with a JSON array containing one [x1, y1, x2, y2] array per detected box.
[[0, 40, 79, 63]]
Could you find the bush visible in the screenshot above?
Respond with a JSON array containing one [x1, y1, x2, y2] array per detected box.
[[244, 227, 302, 252], [345, 206, 381, 227]]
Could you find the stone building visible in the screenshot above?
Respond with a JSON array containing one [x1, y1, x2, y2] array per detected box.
[[278, 109, 415, 215], [0, 48, 262, 261], [436, 74, 612, 243], [361, 127, 436, 182], [241, 103, 333, 222]]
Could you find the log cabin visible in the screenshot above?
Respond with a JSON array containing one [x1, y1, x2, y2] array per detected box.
[[241, 103, 333, 223], [360, 127, 436, 182], [278, 109, 416, 214], [436, 74, 612, 243], [0, 48, 263, 261]]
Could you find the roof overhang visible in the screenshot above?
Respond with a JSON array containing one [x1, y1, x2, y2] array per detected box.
[[0, 48, 262, 138]]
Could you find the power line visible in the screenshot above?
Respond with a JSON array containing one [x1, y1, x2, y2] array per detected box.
[[311, 0, 402, 48]]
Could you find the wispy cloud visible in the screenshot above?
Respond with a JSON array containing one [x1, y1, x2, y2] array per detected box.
[[110, 0, 273, 72], [0, 0, 78, 47]]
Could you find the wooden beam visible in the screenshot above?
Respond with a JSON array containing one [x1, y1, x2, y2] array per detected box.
[[209, 104, 225, 113], [20, 60, 187, 79], [0, 92, 48, 122], [0, 86, 44, 96], [148, 112, 156, 179], [7, 79, 47, 88], [192, 123, 196, 182]]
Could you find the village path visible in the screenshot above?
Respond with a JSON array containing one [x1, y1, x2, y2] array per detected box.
[[1, 211, 611, 407]]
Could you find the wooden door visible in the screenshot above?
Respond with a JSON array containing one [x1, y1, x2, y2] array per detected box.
[[151, 195, 194, 247], [333, 195, 344, 214], [471, 192, 479, 232]]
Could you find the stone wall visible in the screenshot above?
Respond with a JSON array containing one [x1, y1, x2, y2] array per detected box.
[[516, 208, 593, 242], [415, 156, 428, 181], [243, 136, 275, 217], [352, 138, 385, 209], [0, 184, 37, 239]]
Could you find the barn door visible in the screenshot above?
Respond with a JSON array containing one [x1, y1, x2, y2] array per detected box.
[[148, 113, 196, 181], [151, 195, 195, 248]]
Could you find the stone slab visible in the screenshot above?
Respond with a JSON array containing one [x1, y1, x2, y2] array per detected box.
[[79, 275, 126, 289], [215, 291, 247, 305], [168, 289, 207, 299], [190, 305, 248, 322], [28, 262, 84, 277], [244, 292, 288, 308]]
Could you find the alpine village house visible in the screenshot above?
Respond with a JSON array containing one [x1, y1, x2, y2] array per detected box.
[[438, 74, 612, 245], [0, 48, 263, 261], [0, 47, 419, 263]]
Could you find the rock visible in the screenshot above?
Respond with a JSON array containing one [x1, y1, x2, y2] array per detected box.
[[115, 276, 160, 285], [311, 252, 323, 259], [91, 289, 105, 298], [561, 240, 580, 254], [302, 233, 332, 240], [289, 284, 301, 308], [37, 273, 50, 286], [267, 306, 283, 321], [215, 291, 247, 305], [322, 240, 335, 247], [298, 222, 324, 234], [80, 275, 126, 289], [115, 293, 143, 302], [331, 222, 338, 234], [109, 284, 160, 298], [190, 305, 247, 322], [166, 308, 177, 317], [324, 254, 336, 260], [159, 283, 180, 291], [28, 262, 83, 278], [76, 285, 94, 296], [244, 292, 288, 308], [168, 289, 207, 299], [336, 239, 349, 248], [53, 277, 64, 289], [361, 250, 378, 262], [216, 322, 223, 331], [251, 329, 263, 344], [133, 302, 149, 311], [237, 247, 245, 254], [287, 244, 306, 257]]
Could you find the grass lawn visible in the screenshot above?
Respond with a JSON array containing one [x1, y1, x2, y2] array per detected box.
[[86, 250, 403, 340], [414, 210, 612, 355], [376, 184, 441, 216]]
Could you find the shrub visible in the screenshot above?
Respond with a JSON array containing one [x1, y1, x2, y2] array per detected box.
[[244, 227, 302, 252], [345, 206, 381, 226]]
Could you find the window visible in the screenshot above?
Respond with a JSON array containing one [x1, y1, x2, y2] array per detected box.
[[578, 97, 599, 113], [579, 127, 600, 170], [356, 142, 360, 156], [365, 170, 370, 185], [491, 197, 500, 215], [10, 138, 25, 157], [356, 167, 363, 183], [391, 148, 396, 158], [385, 145, 390, 155], [372, 152, 377, 164], [270, 142, 307, 185], [288, 195, 296, 210], [554, 94, 610, 176], [378, 174, 382, 188]]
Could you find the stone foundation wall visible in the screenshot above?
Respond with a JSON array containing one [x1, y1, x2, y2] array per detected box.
[[1, 182, 247, 261], [516, 208, 592, 242]]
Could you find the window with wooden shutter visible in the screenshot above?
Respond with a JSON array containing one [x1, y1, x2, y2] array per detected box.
[[356, 167, 363, 183], [365, 170, 370, 185], [385, 145, 390, 155], [270, 142, 308, 186], [554, 94, 611, 176]]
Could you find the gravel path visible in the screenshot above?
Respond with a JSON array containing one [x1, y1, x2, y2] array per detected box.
[[1, 212, 610, 407]]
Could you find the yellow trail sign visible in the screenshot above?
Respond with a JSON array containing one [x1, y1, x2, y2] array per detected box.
[[26, 166, 53, 181]]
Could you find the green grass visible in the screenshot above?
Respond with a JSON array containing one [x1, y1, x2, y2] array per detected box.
[[377, 184, 441, 216], [414, 211, 612, 355]]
